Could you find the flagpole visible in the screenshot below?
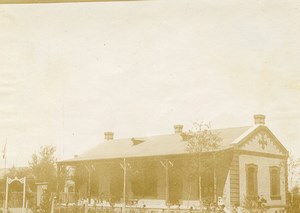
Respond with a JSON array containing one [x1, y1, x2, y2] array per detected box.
[[4, 137, 7, 176], [5, 177, 8, 213], [4, 157, 6, 213], [3, 138, 7, 213]]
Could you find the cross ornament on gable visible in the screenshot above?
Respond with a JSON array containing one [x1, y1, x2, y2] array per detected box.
[[258, 138, 268, 150]]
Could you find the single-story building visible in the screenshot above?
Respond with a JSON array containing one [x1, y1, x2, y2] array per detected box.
[[58, 114, 289, 213]]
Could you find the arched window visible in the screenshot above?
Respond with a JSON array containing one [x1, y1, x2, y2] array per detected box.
[[270, 166, 281, 199], [246, 164, 257, 198]]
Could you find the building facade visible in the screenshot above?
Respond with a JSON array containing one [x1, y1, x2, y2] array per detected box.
[[59, 114, 289, 213]]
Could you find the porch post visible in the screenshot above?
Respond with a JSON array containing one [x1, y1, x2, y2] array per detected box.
[[22, 177, 26, 213], [120, 158, 127, 213], [88, 167, 91, 202], [5, 176, 8, 213], [198, 153, 202, 205], [84, 164, 92, 202], [166, 164, 169, 209], [56, 163, 61, 207], [213, 154, 217, 203], [160, 160, 173, 213]]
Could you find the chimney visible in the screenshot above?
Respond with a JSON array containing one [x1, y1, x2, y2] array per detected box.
[[174, 124, 183, 134], [104, 132, 114, 141], [253, 114, 265, 125]]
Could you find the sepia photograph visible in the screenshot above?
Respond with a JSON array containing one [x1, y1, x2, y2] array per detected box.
[[0, 0, 300, 212]]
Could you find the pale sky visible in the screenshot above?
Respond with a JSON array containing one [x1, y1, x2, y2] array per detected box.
[[0, 0, 300, 167]]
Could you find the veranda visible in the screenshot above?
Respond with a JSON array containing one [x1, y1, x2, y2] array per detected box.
[[57, 150, 233, 212]]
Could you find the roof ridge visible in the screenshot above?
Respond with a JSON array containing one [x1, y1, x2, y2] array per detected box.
[[212, 125, 252, 131], [103, 126, 253, 141]]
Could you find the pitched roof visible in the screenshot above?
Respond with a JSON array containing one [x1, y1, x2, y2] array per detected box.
[[60, 126, 253, 163]]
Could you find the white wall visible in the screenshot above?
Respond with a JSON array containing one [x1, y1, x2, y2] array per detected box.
[[239, 155, 286, 207]]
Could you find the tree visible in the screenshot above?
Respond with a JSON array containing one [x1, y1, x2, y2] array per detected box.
[[287, 155, 300, 212], [29, 145, 57, 192], [288, 155, 299, 192], [181, 122, 222, 205], [39, 189, 52, 213], [6, 166, 33, 179]]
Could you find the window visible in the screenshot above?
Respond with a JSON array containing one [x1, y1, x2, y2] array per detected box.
[[246, 164, 258, 198], [131, 161, 157, 198], [270, 166, 281, 200], [110, 163, 123, 201]]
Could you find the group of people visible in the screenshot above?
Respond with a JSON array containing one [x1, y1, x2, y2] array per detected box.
[[57, 195, 274, 213]]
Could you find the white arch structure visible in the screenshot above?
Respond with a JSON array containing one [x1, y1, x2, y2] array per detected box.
[[5, 176, 26, 213]]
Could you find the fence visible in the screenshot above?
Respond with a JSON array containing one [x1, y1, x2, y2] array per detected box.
[[53, 206, 227, 213]]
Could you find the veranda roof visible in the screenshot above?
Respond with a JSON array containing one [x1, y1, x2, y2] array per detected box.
[[60, 125, 255, 163]]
